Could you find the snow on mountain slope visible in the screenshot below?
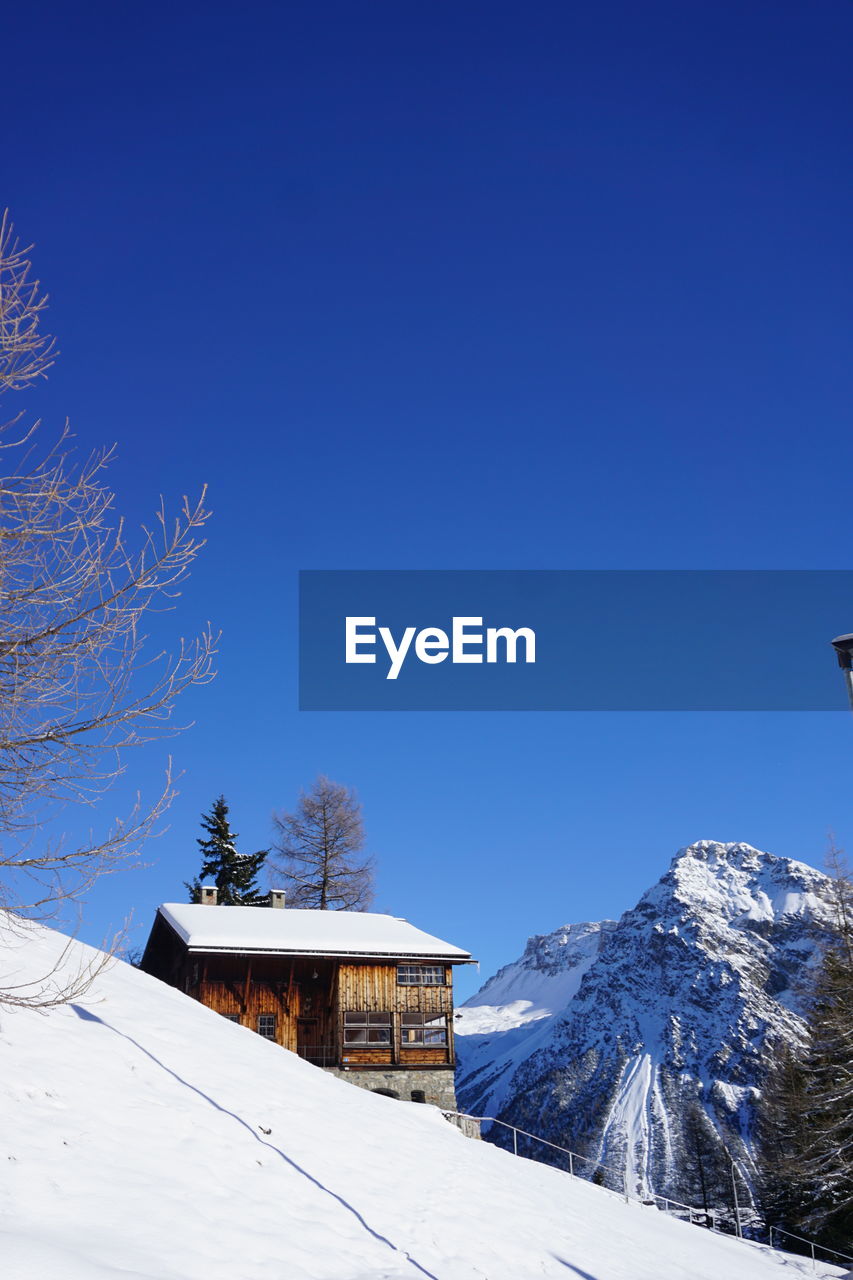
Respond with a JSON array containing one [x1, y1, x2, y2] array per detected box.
[[453, 920, 612, 1116], [0, 911, 842, 1280], [455, 841, 836, 1208]]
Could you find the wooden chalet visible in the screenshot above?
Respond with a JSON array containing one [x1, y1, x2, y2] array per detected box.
[[140, 888, 475, 1109]]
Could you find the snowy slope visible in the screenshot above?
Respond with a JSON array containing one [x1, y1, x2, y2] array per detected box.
[[452, 920, 612, 1115], [456, 841, 835, 1208], [0, 911, 842, 1280]]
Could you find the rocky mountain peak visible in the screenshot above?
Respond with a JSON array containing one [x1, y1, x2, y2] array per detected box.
[[456, 840, 837, 1208], [634, 840, 832, 935]]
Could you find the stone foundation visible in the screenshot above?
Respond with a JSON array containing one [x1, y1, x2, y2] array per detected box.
[[327, 1066, 458, 1110]]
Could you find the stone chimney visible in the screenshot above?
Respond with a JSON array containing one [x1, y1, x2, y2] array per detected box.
[[200, 885, 218, 906], [269, 889, 286, 909]]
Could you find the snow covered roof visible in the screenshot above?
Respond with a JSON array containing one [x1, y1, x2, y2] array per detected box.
[[157, 904, 474, 962]]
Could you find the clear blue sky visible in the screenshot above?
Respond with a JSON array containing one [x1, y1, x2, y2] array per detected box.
[[4, 1, 853, 997]]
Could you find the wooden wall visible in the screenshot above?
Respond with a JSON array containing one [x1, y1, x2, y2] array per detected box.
[[141, 925, 460, 1068], [335, 963, 455, 1069], [189, 955, 337, 1054]]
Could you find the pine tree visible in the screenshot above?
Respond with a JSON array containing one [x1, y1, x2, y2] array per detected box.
[[682, 1103, 740, 1229], [270, 775, 375, 910], [794, 853, 853, 1249], [756, 850, 853, 1252], [185, 796, 268, 905], [755, 1043, 813, 1237]]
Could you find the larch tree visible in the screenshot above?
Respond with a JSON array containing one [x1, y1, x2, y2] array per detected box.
[[270, 775, 375, 910], [0, 211, 216, 1006], [185, 796, 268, 905]]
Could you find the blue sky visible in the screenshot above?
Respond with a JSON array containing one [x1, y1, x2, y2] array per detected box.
[[4, 1, 853, 997]]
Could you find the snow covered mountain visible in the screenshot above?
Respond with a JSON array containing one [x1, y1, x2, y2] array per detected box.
[[455, 840, 836, 1210], [1, 907, 844, 1279]]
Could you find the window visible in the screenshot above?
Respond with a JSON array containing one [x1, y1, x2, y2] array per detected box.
[[400, 1013, 448, 1046], [223, 1014, 241, 1023], [397, 964, 445, 986], [257, 1014, 277, 1039], [344, 1011, 391, 1045]]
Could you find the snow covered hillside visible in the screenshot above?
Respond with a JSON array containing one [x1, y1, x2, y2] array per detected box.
[[455, 841, 835, 1210], [0, 912, 842, 1279]]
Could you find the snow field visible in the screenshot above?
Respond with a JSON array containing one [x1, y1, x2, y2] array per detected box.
[[0, 917, 844, 1280]]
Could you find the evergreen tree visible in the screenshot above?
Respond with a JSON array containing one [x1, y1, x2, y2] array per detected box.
[[270, 775, 375, 910], [185, 796, 268, 905], [756, 852, 853, 1252], [755, 1043, 813, 1237], [682, 1103, 740, 1229], [797, 884, 853, 1249]]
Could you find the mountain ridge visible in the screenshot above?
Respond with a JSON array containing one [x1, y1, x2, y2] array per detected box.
[[455, 840, 835, 1208]]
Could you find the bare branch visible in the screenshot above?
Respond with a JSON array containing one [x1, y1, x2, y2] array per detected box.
[[0, 210, 57, 392], [0, 214, 217, 1006], [270, 775, 375, 911], [0, 911, 119, 1009]]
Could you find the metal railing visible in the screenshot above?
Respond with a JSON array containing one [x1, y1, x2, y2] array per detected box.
[[767, 1223, 853, 1271], [442, 1110, 853, 1272], [296, 1046, 338, 1067]]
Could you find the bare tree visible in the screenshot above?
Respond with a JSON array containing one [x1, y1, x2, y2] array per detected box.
[[0, 212, 216, 1003], [0, 911, 124, 1009], [270, 775, 375, 910], [0, 211, 56, 395]]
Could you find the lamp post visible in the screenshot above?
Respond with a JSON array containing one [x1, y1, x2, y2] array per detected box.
[[830, 634, 853, 711], [730, 1154, 742, 1240]]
